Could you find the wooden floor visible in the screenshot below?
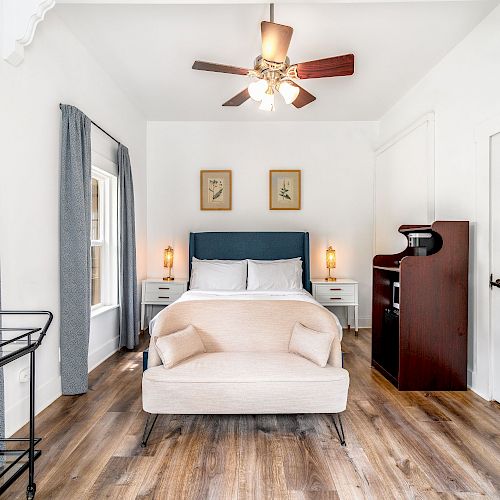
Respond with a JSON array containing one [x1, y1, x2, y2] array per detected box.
[[5, 329, 500, 499]]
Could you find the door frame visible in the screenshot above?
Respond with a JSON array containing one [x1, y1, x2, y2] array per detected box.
[[474, 114, 500, 400]]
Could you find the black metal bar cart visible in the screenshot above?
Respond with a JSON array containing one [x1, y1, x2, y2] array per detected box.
[[0, 311, 53, 499]]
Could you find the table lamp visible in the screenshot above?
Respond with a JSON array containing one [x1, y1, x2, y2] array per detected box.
[[325, 246, 336, 282], [163, 246, 174, 281]]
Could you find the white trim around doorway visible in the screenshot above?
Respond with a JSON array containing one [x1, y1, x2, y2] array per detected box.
[[474, 114, 500, 401]]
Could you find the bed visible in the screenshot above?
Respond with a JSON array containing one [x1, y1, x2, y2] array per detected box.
[[141, 231, 349, 446]]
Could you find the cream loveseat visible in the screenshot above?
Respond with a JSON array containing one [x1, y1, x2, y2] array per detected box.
[[141, 299, 350, 446]]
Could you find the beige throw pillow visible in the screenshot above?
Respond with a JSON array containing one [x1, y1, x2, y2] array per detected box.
[[289, 322, 334, 367], [154, 325, 206, 369]]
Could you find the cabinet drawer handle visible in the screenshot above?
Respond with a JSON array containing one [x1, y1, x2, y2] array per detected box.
[[330, 288, 342, 291], [330, 297, 342, 300], [158, 287, 170, 290], [158, 296, 170, 299]]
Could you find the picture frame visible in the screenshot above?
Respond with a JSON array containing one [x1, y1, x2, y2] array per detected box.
[[269, 170, 301, 210], [200, 170, 232, 211]]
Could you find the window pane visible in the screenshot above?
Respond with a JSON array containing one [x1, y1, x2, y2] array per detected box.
[[91, 178, 100, 240], [91, 245, 101, 306]]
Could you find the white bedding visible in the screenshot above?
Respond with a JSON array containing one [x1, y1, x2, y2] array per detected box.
[[149, 289, 343, 340]]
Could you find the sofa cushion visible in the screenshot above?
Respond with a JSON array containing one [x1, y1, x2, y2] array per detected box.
[[142, 352, 349, 414], [289, 322, 334, 367], [154, 325, 206, 369]]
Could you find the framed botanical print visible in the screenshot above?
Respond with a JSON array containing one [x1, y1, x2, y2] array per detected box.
[[200, 170, 232, 210], [269, 170, 301, 210]]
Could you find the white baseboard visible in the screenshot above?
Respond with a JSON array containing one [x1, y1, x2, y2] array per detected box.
[[467, 369, 491, 401], [88, 335, 120, 372], [337, 316, 371, 329], [5, 374, 62, 437]]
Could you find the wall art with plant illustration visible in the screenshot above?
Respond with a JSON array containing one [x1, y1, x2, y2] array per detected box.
[[269, 170, 301, 210], [200, 170, 232, 210]]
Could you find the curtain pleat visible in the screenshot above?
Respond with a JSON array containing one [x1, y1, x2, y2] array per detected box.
[[118, 144, 139, 349], [59, 104, 92, 395]]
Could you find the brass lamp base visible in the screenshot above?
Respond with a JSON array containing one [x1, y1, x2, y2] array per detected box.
[[163, 268, 174, 281], [325, 277, 336, 282]]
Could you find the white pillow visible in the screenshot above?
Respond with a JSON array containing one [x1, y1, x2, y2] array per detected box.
[[190, 257, 247, 291], [289, 322, 334, 367], [155, 325, 206, 369], [247, 258, 303, 291]]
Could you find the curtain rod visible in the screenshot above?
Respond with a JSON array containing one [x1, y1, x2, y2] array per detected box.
[[59, 104, 120, 145]]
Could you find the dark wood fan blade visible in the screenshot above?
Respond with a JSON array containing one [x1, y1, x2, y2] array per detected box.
[[292, 84, 316, 108], [261, 21, 293, 63], [222, 88, 250, 106], [296, 54, 354, 79], [192, 61, 250, 76]]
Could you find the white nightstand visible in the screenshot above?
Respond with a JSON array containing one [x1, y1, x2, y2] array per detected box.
[[311, 278, 359, 334], [140, 278, 188, 331]]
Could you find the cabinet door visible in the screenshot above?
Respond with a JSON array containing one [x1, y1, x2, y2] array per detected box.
[[372, 269, 399, 386]]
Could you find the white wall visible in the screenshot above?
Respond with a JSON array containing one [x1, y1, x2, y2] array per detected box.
[[147, 121, 377, 327], [0, 11, 147, 436], [378, 5, 500, 398]]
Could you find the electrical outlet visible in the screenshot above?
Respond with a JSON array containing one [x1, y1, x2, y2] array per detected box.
[[19, 367, 29, 383]]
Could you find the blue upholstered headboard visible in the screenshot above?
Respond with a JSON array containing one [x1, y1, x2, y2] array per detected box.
[[188, 231, 311, 292]]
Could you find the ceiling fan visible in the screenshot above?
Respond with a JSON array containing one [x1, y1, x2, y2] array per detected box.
[[192, 4, 355, 111]]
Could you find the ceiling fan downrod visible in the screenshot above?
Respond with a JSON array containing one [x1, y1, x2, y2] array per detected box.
[[270, 3, 274, 23]]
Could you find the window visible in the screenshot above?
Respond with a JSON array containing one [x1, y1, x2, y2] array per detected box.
[[91, 167, 118, 311]]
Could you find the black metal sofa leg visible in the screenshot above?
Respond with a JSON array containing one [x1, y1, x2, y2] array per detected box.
[[141, 413, 159, 447], [331, 413, 346, 446]]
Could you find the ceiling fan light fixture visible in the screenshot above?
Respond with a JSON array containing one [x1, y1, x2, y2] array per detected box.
[[248, 79, 268, 101], [278, 80, 300, 104], [259, 90, 275, 111]]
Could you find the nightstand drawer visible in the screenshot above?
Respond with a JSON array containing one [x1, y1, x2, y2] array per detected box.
[[316, 295, 354, 304], [315, 285, 355, 302], [144, 283, 185, 302]]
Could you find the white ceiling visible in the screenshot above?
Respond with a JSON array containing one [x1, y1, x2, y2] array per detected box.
[[56, 1, 497, 121]]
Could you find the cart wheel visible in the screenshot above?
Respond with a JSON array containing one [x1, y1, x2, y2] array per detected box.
[[26, 484, 36, 499]]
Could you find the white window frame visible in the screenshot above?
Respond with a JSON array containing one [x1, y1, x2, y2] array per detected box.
[[91, 166, 118, 314]]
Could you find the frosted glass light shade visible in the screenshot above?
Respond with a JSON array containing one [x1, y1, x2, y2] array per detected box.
[[164, 246, 174, 268], [248, 79, 268, 101], [278, 81, 300, 104], [326, 246, 336, 269], [259, 91, 275, 111]]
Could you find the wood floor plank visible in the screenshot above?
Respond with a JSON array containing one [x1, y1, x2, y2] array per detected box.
[[3, 329, 500, 500], [236, 415, 258, 500], [255, 415, 291, 500]]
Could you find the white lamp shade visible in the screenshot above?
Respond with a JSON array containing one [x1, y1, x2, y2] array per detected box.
[[248, 79, 268, 101], [259, 91, 275, 111], [278, 81, 300, 104]]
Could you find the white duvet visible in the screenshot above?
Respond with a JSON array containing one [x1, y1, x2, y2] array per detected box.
[[149, 289, 343, 340]]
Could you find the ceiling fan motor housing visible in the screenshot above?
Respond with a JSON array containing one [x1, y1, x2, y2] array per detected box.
[[253, 56, 296, 89]]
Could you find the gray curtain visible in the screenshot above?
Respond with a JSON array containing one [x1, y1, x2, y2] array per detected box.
[[59, 104, 92, 395], [118, 144, 139, 349]]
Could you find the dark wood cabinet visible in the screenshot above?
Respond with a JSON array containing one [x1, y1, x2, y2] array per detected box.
[[372, 221, 469, 390]]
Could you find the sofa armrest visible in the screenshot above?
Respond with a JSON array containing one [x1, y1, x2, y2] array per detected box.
[[146, 334, 163, 369], [328, 335, 343, 368]]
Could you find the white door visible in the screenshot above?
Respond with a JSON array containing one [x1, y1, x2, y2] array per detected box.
[[490, 132, 500, 402]]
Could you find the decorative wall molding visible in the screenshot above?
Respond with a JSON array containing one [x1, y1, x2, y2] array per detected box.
[[2, 0, 55, 66], [373, 112, 435, 255]]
